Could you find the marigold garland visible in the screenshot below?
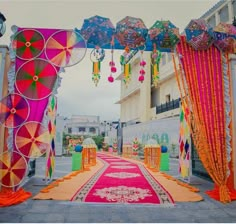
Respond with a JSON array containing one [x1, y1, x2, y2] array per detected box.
[[175, 36, 232, 203]]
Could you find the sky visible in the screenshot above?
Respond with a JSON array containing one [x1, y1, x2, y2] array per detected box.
[[0, 0, 219, 121]]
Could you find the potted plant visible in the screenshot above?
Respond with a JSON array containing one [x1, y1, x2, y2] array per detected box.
[[113, 140, 118, 153], [132, 137, 139, 156]]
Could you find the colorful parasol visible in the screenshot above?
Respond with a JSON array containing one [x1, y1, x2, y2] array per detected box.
[[15, 58, 58, 100], [12, 29, 45, 60], [115, 16, 148, 49], [45, 29, 87, 68], [213, 22, 236, 54], [80, 15, 115, 47], [148, 20, 180, 52], [185, 19, 214, 50], [0, 93, 29, 128], [15, 121, 51, 158], [0, 151, 27, 187]]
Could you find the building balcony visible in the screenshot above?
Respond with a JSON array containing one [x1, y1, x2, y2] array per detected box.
[[156, 98, 180, 114]]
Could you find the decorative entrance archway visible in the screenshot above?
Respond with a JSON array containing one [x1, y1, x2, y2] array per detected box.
[[0, 16, 236, 204]]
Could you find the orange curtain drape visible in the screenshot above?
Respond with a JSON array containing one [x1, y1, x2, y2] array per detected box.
[[174, 36, 235, 203]]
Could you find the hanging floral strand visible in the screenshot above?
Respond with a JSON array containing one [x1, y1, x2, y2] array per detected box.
[[139, 48, 146, 83], [151, 43, 162, 87], [120, 46, 131, 86], [108, 36, 117, 83]]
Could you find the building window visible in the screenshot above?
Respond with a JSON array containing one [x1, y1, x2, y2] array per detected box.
[[68, 128, 72, 134], [161, 53, 166, 65], [79, 127, 85, 132], [89, 127, 96, 133], [207, 15, 216, 28], [233, 0, 236, 17], [219, 5, 229, 23], [166, 94, 171, 103]]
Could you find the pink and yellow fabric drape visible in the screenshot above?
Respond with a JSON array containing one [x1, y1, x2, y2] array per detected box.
[[175, 36, 235, 203]]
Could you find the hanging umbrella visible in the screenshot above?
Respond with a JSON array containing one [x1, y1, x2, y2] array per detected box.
[[185, 19, 214, 50], [0, 93, 29, 128], [15, 121, 51, 158], [45, 29, 87, 68], [79, 15, 115, 47], [115, 16, 148, 49], [148, 20, 180, 52], [213, 22, 236, 53], [12, 29, 45, 60], [0, 151, 27, 187], [79, 15, 115, 86], [15, 58, 58, 100]]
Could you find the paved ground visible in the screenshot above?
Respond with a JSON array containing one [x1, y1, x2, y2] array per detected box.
[[1, 154, 236, 223]]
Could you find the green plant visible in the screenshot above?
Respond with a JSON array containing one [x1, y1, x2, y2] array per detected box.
[[92, 135, 104, 149]]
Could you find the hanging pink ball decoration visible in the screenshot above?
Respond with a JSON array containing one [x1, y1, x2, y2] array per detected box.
[[109, 61, 115, 66], [139, 69, 145, 75], [138, 75, 144, 82], [111, 66, 117, 73], [108, 75, 114, 83], [140, 60, 146, 67]]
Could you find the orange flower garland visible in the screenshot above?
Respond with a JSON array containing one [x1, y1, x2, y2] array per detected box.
[[174, 36, 234, 203]]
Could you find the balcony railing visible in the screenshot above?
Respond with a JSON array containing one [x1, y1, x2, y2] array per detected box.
[[156, 98, 180, 114]]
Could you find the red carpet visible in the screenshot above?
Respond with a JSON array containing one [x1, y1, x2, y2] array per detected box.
[[71, 153, 175, 205]]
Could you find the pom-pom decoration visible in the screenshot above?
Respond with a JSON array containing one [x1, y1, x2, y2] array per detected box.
[[138, 48, 146, 83], [108, 36, 117, 83]]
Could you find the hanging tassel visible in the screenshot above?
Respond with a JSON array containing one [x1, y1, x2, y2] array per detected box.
[[151, 44, 161, 87], [123, 63, 131, 85], [120, 46, 132, 86], [92, 61, 101, 86]]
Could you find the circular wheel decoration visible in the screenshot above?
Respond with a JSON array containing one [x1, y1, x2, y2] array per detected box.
[[15, 121, 50, 158], [0, 151, 27, 188], [12, 29, 45, 60], [0, 93, 30, 128], [15, 59, 58, 100], [45, 29, 87, 68]]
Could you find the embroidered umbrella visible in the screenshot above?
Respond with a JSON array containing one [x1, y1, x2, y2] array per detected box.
[[45, 29, 87, 68], [80, 15, 115, 47], [116, 16, 147, 85], [115, 16, 148, 49], [12, 29, 45, 60], [15, 121, 51, 158], [79, 15, 115, 86], [213, 22, 236, 53], [148, 20, 180, 52], [0, 151, 27, 187], [15, 58, 58, 100], [185, 19, 214, 50], [0, 93, 29, 128]]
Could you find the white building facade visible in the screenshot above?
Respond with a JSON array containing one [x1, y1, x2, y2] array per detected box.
[[116, 0, 236, 160], [64, 115, 100, 136]]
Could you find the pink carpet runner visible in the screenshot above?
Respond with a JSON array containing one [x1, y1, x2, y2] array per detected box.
[[71, 153, 174, 205]]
